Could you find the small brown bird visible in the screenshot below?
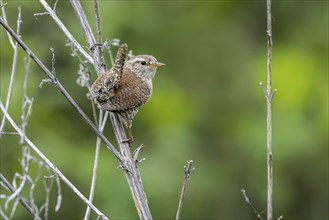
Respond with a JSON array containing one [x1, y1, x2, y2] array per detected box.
[[90, 44, 165, 143]]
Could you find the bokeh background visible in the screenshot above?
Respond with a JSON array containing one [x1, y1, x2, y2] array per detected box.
[[1, 1, 328, 219]]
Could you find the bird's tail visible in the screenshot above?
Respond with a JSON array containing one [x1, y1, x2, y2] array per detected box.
[[112, 43, 128, 77]]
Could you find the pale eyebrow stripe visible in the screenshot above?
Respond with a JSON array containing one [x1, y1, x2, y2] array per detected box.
[[128, 57, 145, 63]]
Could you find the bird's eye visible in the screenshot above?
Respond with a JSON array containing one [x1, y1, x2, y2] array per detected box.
[[141, 61, 146, 65]]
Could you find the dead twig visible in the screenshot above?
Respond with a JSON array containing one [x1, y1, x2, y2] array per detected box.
[[241, 189, 263, 220], [0, 173, 41, 220], [264, 0, 275, 219], [37, 0, 94, 65], [0, 6, 21, 138], [175, 160, 195, 220], [70, 0, 105, 74], [69, 1, 153, 218], [0, 16, 123, 163], [0, 100, 109, 220], [84, 110, 108, 220]]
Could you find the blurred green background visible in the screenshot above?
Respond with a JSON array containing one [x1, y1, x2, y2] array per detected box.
[[1, 0, 328, 219]]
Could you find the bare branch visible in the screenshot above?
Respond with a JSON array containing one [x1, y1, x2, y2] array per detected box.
[[54, 173, 62, 212], [20, 57, 33, 144], [0, 17, 123, 162], [37, 0, 94, 64], [79, 4, 109, 216], [0, 100, 109, 220], [133, 144, 144, 162], [0, 6, 21, 138], [175, 160, 194, 220], [93, 0, 106, 72], [41, 173, 56, 220], [271, 89, 277, 99], [4, 151, 29, 212], [70, 0, 105, 75], [259, 81, 268, 97], [110, 113, 153, 219], [50, 47, 57, 77], [0, 0, 15, 47], [84, 110, 108, 220], [69, 2, 153, 218], [266, 0, 273, 219], [0, 131, 19, 135], [0, 173, 41, 220], [241, 189, 263, 220]]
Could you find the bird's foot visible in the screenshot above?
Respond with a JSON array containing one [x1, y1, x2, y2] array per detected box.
[[122, 138, 133, 145], [121, 127, 134, 145]]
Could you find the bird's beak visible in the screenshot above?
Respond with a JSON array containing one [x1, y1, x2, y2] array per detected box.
[[150, 62, 165, 68]]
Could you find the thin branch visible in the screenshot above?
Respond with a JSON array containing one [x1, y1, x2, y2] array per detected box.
[[41, 173, 57, 220], [0, 0, 15, 47], [266, 0, 273, 219], [69, 2, 153, 218], [93, 0, 106, 72], [4, 150, 29, 214], [175, 160, 194, 220], [0, 6, 21, 138], [54, 173, 62, 212], [20, 57, 33, 144], [133, 144, 144, 163], [84, 2, 107, 216], [70, 0, 105, 75], [110, 113, 153, 219], [241, 189, 263, 220], [0, 131, 19, 135], [0, 17, 123, 163], [0, 173, 41, 220], [84, 110, 108, 220], [37, 0, 94, 65], [0, 100, 109, 220]]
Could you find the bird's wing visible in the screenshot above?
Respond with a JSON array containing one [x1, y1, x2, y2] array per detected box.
[[90, 44, 128, 103]]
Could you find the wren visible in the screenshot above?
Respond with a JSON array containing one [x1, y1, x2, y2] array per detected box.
[[90, 44, 165, 143]]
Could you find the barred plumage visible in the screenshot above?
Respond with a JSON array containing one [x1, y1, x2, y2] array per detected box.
[[90, 44, 165, 143]]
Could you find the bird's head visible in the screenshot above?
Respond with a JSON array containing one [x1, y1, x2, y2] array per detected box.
[[125, 55, 165, 80]]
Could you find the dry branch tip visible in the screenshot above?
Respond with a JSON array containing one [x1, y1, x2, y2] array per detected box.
[[39, 78, 55, 88], [133, 143, 145, 162], [175, 160, 195, 220], [34, 0, 59, 17], [259, 81, 267, 94], [184, 160, 195, 179], [271, 89, 277, 99], [241, 189, 263, 220]]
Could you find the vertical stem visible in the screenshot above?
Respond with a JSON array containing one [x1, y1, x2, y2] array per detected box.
[[93, 0, 105, 72], [266, 0, 273, 219], [266, 88, 273, 220], [0, 6, 21, 138], [110, 113, 152, 219], [84, 110, 104, 220], [175, 160, 194, 220], [68, 2, 153, 218], [84, 2, 106, 219], [70, 0, 105, 75]]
